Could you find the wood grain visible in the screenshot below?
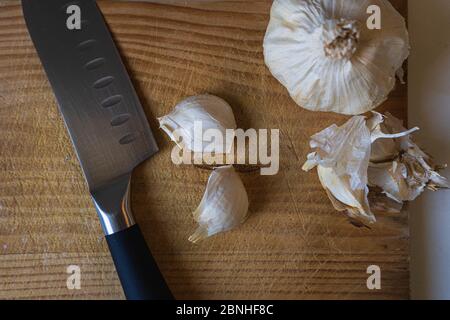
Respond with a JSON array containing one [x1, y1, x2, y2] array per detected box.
[[0, 0, 409, 299]]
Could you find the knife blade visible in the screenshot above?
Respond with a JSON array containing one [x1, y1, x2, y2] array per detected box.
[[22, 0, 173, 300]]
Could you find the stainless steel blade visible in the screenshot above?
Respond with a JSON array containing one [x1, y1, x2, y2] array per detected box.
[[22, 0, 158, 193], [21, 3, 175, 296]]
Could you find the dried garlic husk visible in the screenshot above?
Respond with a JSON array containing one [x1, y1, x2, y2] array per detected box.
[[368, 113, 449, 202], [303, 112, 449, 224], [158, 94, 237, 153], [189, 165, 249, 243], [302, 116, 375, 223], [263, 0, 409, 115]]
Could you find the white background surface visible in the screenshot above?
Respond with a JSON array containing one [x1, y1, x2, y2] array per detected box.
[[409, 0, 450, 299]]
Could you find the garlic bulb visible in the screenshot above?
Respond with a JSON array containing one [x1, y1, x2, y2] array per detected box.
[[263, 0, 409, 115], [158, 94, 237, 153], [189, 165, 249, 243], [303, 112, 448, 224]]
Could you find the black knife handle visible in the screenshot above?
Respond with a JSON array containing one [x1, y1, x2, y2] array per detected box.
[[105, 225, 174, 300]]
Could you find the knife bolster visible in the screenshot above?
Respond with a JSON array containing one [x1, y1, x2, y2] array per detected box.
[[91, 173, 136, 235]]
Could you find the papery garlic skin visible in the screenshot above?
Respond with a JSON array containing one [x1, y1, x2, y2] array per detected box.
[[158, 94, 237, 153], [317, 165, 374, 223], [189, 165, 249, 243], [302, 116, 376, 223], [263, 0, 409, 115], [368, 113, 449, 203], [303, 112, 448, 225]]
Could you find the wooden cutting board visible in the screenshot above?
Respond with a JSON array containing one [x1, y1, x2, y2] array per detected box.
[[0, 0, 408, 299]]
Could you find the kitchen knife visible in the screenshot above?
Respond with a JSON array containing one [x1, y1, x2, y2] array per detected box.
[[22, 0, 173, 300]]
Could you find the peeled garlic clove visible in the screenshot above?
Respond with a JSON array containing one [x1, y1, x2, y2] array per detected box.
[[263, 0, 409, 115], [189, 165, 249, 243], [158, 94, 237, 153]]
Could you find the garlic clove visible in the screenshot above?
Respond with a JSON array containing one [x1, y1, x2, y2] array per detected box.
[[368, 149, 449, 202], [189, 165, 249, 243], [368, 113, 449, 202], [263, 0, 410, 115], [368, 161, 418, 203], [317, 165, 375, 224], [302, 115, 375, 223], [303, 112, 448, 224], [304, 115, 372, 191], [158, 94, 237, 153]]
